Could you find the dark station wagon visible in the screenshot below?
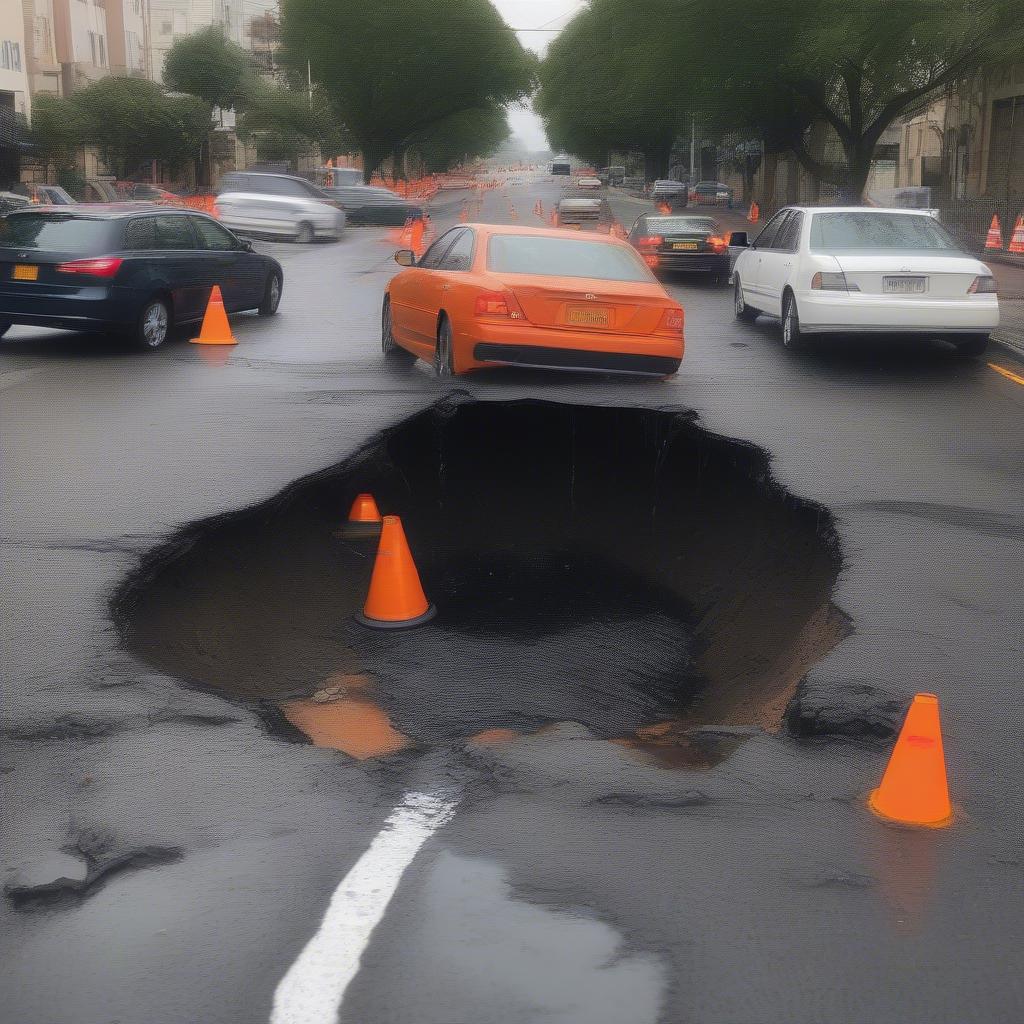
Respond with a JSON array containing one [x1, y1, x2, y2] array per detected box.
[[0, 205, 283, 349]]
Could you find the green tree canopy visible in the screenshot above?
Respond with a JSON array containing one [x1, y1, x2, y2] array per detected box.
[[280, 0, 536, 179], [535, 0, 687, 179], [162, 26, 256, 112], [70, 77, 212, 177], [406, 104, 509, 172], [29, 93, 88, 173]]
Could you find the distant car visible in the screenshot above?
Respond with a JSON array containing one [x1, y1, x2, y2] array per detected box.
[[322, 185, 425, 226], [215, 171, 345, 242], [650, 180, 688, 208], [628, 214, 729, 278], [556, 197, 614, 233], [0, 192, 32, 216], [576, 176, 602, 189], [0, 206, 283, 349], [383, 223, 683, 377], [730, 206, 999, 356], [129, 184, 184, 205], [329, 168, 363, 186], [550, 162, 571, 176], [13, 184, 76, 206], [690, 181, 732, 206]]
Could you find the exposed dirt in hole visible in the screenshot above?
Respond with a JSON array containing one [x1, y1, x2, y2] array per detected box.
[[114, 398, 848, 765]]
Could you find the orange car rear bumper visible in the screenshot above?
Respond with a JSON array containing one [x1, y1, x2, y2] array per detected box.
[[455, 320, 684, 375]]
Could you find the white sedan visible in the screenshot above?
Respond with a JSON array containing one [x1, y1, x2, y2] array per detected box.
[[576, 176, 602, 189], [731, 207, 999, 356]]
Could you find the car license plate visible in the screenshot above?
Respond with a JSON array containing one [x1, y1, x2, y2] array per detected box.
[[566, 307, 610, 327], [672, 242, 698, 250], [13, 264, 38, 281], [883, 276, 927, 294]]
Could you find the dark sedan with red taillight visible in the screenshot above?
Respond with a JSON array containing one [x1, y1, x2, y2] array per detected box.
[[626, 214, 731, 281], [0, 206, 283, 349]]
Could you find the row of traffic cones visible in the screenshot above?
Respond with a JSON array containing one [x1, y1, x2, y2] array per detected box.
[[985, 213, 1024, 253], [344, 494, 436, 628]]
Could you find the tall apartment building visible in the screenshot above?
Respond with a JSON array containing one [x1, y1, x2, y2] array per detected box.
[[149, 0, 280, 83], [22, 0, 62, 98], [1, 0, 31, 184], [52, 0, 111, 94]]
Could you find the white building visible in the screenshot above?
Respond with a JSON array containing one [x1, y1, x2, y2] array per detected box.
[[1, 1, 31, 118], [149, 0, 281, 83]]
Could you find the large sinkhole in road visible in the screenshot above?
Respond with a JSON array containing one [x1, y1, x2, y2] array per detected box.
[[115, 399, 848, 763]]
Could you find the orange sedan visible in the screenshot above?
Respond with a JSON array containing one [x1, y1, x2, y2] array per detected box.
[[382, 223, 684, 377]]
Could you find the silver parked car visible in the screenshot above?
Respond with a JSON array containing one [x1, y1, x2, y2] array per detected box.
[[214, 171, 346, 243]]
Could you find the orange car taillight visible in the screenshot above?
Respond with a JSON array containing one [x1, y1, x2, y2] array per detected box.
[[660, 307, 684, 331], [56, 256, 123, 278], [637, 235, 662, 248], [707, 235, 728, 253], [475, 291, 511, 316]]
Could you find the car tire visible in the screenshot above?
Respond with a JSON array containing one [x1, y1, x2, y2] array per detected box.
[[381, 297, 412, 361], [434, 315, 457, 378], [134, 295, 171, 350], [781, 291, 808, 350], [0, 320, 11, 339], [295, 221, 314, 244], [258, 271, 282, 316], [734, 277, 758, 321], [955, 334, 990, 358]]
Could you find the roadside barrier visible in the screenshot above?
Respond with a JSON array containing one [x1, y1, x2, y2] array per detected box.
[[1008, 214, 1024, 254], [985, 214, 1003, 250], [189, 286, 237, 346], [868, 693, 953, 827], [348, 493, 382, 523], [354, 515, 436, 629]]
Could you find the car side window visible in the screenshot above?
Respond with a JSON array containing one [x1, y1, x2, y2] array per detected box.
[[191, 216, 237, 251], [418, 230, 461, 270], [122, 216, 157, 250], [274, 178, 309, 197], [440, 229, 474, 271], [776, 211, 803, 253], [630, 217, 645, 237], [752, 211, 788, 250], [154, 215, 197, 250]]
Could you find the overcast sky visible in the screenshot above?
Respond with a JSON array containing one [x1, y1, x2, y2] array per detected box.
[[490, 0, 587, 150]]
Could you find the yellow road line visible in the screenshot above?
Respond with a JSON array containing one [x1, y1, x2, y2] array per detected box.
[[988, 362, 1024, 386]]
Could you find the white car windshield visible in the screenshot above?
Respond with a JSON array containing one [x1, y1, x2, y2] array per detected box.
[[810, 212, 958, 251]]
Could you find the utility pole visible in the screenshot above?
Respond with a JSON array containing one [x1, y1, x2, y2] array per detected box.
[[307, 60, 313, 108], [690, 113, 696, 180]]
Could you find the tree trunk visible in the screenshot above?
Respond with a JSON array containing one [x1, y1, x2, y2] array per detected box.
[[362, 142, 388, 183], [845, 142, 873, 204]]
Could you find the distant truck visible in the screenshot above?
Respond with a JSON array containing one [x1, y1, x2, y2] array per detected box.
[[599, 166, 626, 186], [550, 162, 571, 176]]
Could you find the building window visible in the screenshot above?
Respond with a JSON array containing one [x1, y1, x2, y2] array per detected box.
[[0, 41, 23, 72]]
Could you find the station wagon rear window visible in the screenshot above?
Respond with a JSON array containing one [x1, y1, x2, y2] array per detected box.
[[0, 214, 114, 250], [487, 235, 653, 281], [810, 212, 957, 251]]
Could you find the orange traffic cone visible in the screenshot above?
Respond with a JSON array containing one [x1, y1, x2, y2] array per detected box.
[[1008, 214, 1024, 254], [748, 201, 760, 224], [549, 208, 557, 226], [399, 216, 413, 246], [985, 214, 1003, 250], [459, 204, 468, 222], [348, 493, 381, 523], [354, 515, 436, 629], [190, 285, 237, 345], [868, 693, 953, 828], [410, 217, 425, 253]]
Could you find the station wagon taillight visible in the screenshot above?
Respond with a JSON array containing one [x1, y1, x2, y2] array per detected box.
[[56, 256, 124, 278], [636, 235, 662, 248], [707, 235, 728, 253]]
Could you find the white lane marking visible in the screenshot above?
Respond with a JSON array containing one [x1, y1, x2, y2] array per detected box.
[[270, 789, 459, 1024]]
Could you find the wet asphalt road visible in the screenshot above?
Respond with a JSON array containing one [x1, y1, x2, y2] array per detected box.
[[2, 174, 1024, 1024]]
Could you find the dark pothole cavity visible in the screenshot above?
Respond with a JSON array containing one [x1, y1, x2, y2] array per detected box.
[[114, 399, 848, 765]]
